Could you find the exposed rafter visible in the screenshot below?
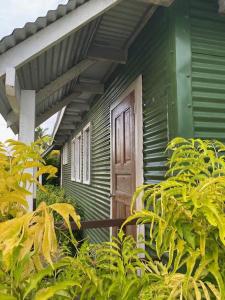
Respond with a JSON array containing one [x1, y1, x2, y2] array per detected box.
[[0, 0, 123, 78], [36, 93, 88, 126], [62, 115, 82, 123], [125, 6, 157, 49], [36, 59, 96, 104], [137, 0, 174, 6], [60, 124, 77, 130], [67, 103, 90, 113], [87, 45, 127, 64], [73, 82, 104, 95]]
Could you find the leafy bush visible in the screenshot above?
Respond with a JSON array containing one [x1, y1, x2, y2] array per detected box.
[[125, 137, 225, 299], [1, 138, 225, 299], [42, 151, 60, 186], [37, 185, 84, 253], [0, 139, 80, 299], [36, 184, 83, 216]]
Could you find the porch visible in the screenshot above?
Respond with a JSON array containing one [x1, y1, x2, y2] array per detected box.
[[0, 0, 174, 214]]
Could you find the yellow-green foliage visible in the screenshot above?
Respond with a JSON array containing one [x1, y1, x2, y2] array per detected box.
[[2, 137, 225, 300], [125, 138, 225, 299], [0, 139, 80, 272]]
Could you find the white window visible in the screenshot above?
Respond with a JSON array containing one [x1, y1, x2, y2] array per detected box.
[[62, 142, 68, 165], [71, 132, 82, 182], [71, 139, 75, 181], [83, 123, 91, 184]]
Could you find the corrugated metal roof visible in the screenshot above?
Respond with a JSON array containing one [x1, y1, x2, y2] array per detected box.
[[0, 0, 155, 142], [53, 0, 154, 146], [0, 0, 88, 55]]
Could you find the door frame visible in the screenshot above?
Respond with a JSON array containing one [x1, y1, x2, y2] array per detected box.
[[110, 75, 144, 240]]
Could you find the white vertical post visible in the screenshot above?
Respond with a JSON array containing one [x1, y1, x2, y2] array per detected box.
[[19, 90, 36, 211]]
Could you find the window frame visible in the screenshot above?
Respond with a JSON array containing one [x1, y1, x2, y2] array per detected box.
[[62, 142, 68, 165], [71, 132, 82, 183], [71, 138, 76, 181], [83, 123, 91, 185]]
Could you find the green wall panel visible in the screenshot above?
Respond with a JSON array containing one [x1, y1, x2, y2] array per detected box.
[[190, 0, 225, 141], [62, 8, 172, 242]]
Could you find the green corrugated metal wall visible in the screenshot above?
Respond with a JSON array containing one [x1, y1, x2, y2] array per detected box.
[[61, 0, 225, 242], [190, 0, 225, 141], [62, 8, 171, 242]]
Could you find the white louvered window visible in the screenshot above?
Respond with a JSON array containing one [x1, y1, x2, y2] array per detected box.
[[83, 123, 91, 184], [73, 132, 82, 182], [62, 142, 68, 165]]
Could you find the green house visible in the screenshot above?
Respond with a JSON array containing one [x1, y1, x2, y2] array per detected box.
[[0, 0, 225, 242]]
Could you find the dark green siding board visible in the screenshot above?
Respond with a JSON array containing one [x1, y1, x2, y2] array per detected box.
[[62, 9, 171, 242], [190, 0, 225, 142]]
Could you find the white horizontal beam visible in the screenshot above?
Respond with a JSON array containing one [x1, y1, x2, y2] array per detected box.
[[36, 59, 96, 104], [137, 0, 174, 6], [5, 67, 20, 114], [0, 0, 122, 78], [87, 46, 127, 64], [219, 0, 225, 14], [36, 92, 81, 126]]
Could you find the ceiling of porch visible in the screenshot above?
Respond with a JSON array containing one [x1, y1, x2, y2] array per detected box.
[[0, 0, 157, 145]]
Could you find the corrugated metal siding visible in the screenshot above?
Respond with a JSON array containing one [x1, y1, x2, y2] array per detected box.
[[62, 8, 171, 242], [191, 0, 225, 141]]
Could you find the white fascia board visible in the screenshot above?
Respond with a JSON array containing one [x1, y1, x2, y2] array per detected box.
[[0, 0, 122, 78]]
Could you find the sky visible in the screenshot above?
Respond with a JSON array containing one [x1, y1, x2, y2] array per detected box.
[[0, 0, 68, 142]]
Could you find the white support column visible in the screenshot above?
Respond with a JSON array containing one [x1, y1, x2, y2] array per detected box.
[[19, 90, 36, 211]]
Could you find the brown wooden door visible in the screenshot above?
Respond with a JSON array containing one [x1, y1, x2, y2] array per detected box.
[[111, 92, 136, 237]]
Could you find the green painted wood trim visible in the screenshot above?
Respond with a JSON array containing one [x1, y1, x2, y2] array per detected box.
[[168, 0, 194, 138]]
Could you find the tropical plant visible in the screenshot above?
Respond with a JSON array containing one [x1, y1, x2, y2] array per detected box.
[[2, 137, 225, 299], [42, 151, 60, 185], [37, 184, 84, 253], [45, 232, 148, 300], [35, 127, 52, 152], [125, 137, 225, 299], [0, 139, 80, 299]]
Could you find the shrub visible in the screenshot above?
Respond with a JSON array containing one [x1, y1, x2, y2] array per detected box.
[[1, 138, 225, 299], [42, 151, 60, 186], [36, 184, 83, 217], [125, 137, 225, 299], [0, 139, 80, 299], [37, 185, 84, 253], [32, 138, 225, 299]]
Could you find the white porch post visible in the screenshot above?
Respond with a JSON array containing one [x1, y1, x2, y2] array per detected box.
[[19, 90, 36, 211]]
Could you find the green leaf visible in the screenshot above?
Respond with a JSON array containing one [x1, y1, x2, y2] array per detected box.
[[0, 294, 17, 300], [34, 281, 80, 300]]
